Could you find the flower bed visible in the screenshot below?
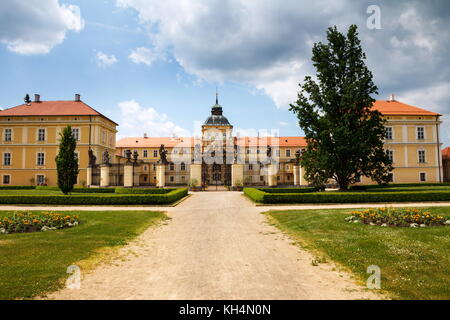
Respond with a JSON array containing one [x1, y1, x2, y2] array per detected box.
[[0, 211, 80, 234], [345, 208, 450, 227]]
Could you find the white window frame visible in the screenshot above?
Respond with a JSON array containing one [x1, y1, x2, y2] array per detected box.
[[387, 149, 394, 163], [286, 149, 291, 157], [4, 128, 12, 142], [153, 150, 158, 157], [36, 174, 46, 185], [71, 128, 80, 141], [2, 174, 11, 185], [416, 127, 425, 140], [418, 149, 426, 163], [37, 152, 45, 166], [419, 172, 427, 182], [248, 164, 253, 170], [169, 163, 175, 171], [37, 128, 46, 141], [143, 150, 148, 158], [180, 162, 186, 171], [385, 126, 393, 140], [3, 152, 11, 166]]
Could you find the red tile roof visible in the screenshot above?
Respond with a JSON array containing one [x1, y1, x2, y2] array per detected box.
[[442, 147, 450, 159], [116, 136, 307, 148], [0, 100, 118, 125], [372, 100, 440, 116], [116, 137, 195, 148]]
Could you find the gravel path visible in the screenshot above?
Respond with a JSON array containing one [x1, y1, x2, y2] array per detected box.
[[38, 192, 387, 300]]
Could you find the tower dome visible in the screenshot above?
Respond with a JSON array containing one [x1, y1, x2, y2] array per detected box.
[[204, 93, 231, 126]]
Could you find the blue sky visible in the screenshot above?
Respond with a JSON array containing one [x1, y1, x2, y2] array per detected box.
[[1, 0, 449, 144]]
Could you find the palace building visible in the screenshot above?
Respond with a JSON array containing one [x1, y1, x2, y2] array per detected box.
[[0, 93, 444, 188]]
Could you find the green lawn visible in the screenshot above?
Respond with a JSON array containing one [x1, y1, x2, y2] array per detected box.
[[266, 207, 450, 300], [0, 210, 167, 300]]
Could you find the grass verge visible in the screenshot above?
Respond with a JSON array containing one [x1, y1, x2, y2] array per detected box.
[[266, 207, 450, 300], [0, 210, 167, 300]]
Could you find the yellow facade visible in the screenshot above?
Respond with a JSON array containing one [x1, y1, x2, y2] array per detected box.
[[359, 114, 443, 184], [0, 113, 117, 186]]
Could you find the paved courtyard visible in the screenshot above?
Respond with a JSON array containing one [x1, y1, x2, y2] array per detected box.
[[23, 192, 392, 300]]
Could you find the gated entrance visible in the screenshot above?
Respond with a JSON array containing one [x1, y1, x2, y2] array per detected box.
[[202, 163, 231, 190]]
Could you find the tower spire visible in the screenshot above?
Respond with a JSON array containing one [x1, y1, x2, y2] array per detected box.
[[215, 86, 218, 105]]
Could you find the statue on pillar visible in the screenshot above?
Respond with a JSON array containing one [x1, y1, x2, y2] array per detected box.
[[233, 144, 241, 163], [88, 149, 96, 166], [295, 149, 301, 165], [194, 143, 202, 163], [132, 150, 139, 163], [158, 144, 169, 165], [102, 150, 110, 165], [266, 145, 272, 163], [125, 149, 132, 163]]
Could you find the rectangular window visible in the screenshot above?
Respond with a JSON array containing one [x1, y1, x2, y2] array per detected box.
[[124, 149, 130, 157], [38, 128, 46, 141], [420, 172, 427, 182], [286, 149, 291, 157], [4, 129, 12, 141], [418, 150, 426, 163], [276, 149, 280, 157], [249, 164, 253, 170], [387, 150, 394, 162], [417, 127, 425, 140], [37, 175, 45, 185], [170, 176, 174, 182], [37, 152, 45, 166], [3, 153, 11, 166], [143, 150, 148, 158], [260, 176, 264, 181], [71, 128, 80, 141], [385, 127, 393, 140], [170, 163, 175, 171], [3, 175, 10, 185], [387, 173, 394, 183], [153, 150, 158, 157]]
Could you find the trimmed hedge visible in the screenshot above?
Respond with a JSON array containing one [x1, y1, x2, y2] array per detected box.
[[115, 187, 173, 194], [258, 187, 318, 194], [349, 183, 450, 191], [35, 186, 115, 193], [244, 187, 450, 204], [0, 186, 35, 190], [0, 188, 188, 205]]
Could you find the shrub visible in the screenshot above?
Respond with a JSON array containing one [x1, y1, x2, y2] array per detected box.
[[0, 188, 188, 205], [115, 187, 172, 194], [258, 187, 318, 194], [0, 211, 80, 234], [244, 188, 450, 204], [35, 186, 115, 193], [0, 186, 36, 190], [346, 208, 449, 227]]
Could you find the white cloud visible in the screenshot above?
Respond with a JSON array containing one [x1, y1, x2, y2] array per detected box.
[[129, 47, 160, 66], [0, 0, 84, 55], [116, 0, 450, 114], [278, 121, 289, 127], [117, 100, 188, 139], [96, 52, 118, 67]]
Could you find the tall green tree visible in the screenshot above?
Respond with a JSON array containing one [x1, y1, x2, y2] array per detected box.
[[55, 125, 79, 194], [289, 25, 392, 190]]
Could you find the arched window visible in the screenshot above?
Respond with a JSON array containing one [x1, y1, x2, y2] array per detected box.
[[181, 162, 186, 171]]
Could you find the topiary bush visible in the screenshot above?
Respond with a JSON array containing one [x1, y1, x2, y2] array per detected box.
[[0, 188, 188, 205]]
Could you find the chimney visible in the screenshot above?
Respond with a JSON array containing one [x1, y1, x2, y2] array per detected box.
[[388, 93, 396, 102], [143, 133, 148, 138], [34, 94, 40, 103], [75, 94, 81, 102]]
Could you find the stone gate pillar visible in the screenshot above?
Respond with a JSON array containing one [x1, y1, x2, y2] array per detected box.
[[268, 163, 278, 187], [232, 163, 244, 187], [100, 164, 110, 187], [293, 164, 300, 186], [124, 163, 134, 187], [190, 163, 202, 186], [86, 166, 92, 187], [156, 164, 166, 188]]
